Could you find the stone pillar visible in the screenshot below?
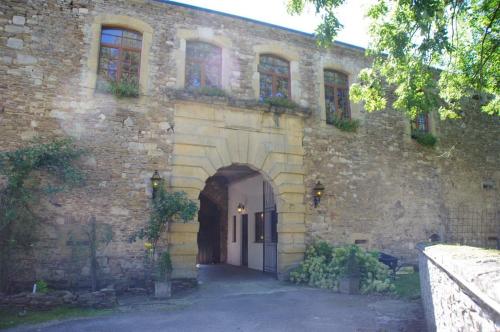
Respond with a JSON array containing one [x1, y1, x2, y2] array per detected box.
[[167, 222, 199, 279]]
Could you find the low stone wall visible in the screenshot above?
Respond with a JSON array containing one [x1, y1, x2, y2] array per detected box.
[[417, 243, 500, 332], [0, 288, 117, 310]]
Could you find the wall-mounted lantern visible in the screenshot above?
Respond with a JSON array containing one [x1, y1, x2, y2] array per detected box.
[[313, 181, 325, 208], [150, 170, 162, 199], [237, 203, 245, 214]]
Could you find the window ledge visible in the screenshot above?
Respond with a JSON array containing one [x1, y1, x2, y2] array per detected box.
[[164, 88, 312, 118]]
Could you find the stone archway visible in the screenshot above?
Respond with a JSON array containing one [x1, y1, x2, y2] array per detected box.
[[168, 100, 306, 280]]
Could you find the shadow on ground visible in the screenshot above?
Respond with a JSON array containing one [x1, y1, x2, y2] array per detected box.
[[7, 264, 426, 332]]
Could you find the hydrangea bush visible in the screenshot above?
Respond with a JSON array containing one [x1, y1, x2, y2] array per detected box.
[[290, 242, 394, 294]]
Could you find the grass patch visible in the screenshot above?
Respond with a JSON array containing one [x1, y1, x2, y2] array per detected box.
[[327, 115, 360, 132], [193, 86, 227, 97], [263, 96, 299, 109], [0, 307, 115, 329], [108, 78, 140, 98], [393, 272, 421, 300]]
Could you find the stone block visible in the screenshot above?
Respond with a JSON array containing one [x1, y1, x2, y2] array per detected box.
[[7, 38, 23, 49], [12, 16, 26, 25], [110, 206, 130, 216], [278, 223, 306, 234], [1, 56, 12, 64], [15, 54, 37, 65], [5, 25, 24, 33]]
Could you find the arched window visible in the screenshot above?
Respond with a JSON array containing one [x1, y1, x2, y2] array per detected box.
[[259, 55, 290, 99], [324, 70, 350, 123], [97, 27, 142, 88], [185, 41, 222, 89]]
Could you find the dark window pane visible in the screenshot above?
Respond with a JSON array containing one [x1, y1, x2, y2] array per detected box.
[[337, 88, 349, 119], [325, 70, 348, 86], [123, 30, 142, 40], [416, 114, 428, 132], [325, 87, 337, 124], [233, 216, 237, 243], [123, 50, 141, 64], [98, 27, 142, 85], [255, 212, 264, 243], [122, 37, 142, 49], [185, 41, 221, 88], [276, 77, 289, 98], [205, 65, 220, 87], [259, 55, 290, 98], [259, 73, 273, 99], [100, 46, 120, 60], [324, 70, 350, 123], [186, 62, 202, 88], [260, 55, 289, 74]]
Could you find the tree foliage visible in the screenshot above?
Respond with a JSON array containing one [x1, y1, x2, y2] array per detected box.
[[288, 0, 500, 119]]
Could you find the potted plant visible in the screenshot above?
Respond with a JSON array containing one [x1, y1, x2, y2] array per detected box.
[[339, 248, 361, 294], [130, 183, 197, 297], [154, 251, 173, 298]]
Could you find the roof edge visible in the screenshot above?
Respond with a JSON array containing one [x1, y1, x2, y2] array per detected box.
[[153, 0, 367, 53]]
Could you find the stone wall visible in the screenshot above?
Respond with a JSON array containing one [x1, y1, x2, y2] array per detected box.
[[0, 0, 499, 288], [418, 244, 500, 331]]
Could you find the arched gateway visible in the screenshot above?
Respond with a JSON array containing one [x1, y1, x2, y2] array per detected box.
[[168, 100, 307, 280], [197, 165, 278, 274]]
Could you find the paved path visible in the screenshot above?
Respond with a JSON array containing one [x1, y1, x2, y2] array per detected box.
[[8, 265, 426, 332]]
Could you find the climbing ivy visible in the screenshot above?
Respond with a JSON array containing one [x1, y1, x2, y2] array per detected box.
[[0, 138, 85, 292]]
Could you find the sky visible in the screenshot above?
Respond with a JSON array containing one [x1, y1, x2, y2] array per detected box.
[[168, 0, 375, 48]]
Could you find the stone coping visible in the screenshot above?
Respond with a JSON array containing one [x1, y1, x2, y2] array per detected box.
[[417, 243, 500, 315], [164, 88, 312, 117]]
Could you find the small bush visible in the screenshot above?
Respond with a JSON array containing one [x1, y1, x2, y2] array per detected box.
[[35, 280, 49, 294], [263, 96, 299, 109], [328, 115, 360, 132], [290, 242, 394, 294], [155, 251, 173, 281], [106, 78, 140, 98], [191, 86, 227, 97], [412, 130, 437, 147]]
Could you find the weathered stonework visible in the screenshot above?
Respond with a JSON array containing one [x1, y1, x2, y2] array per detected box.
[[418, 244, 500, 331], [0, 0, 499, 289]]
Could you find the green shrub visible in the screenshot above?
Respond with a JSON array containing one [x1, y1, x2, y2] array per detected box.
[[327, 114, 360, 132], [35, 280, 49, 294], [190, 86, 227, 97], [290, 242, 394, 294], [106, 78, 140, 98], [412, 130, 437, 147], [263, 96, 299, 109]]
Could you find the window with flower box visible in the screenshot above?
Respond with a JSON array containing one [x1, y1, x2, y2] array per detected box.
[[97, 27, 142, 91]]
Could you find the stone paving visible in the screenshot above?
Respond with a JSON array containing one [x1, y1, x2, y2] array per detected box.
[[8, 265, 426, 332]]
